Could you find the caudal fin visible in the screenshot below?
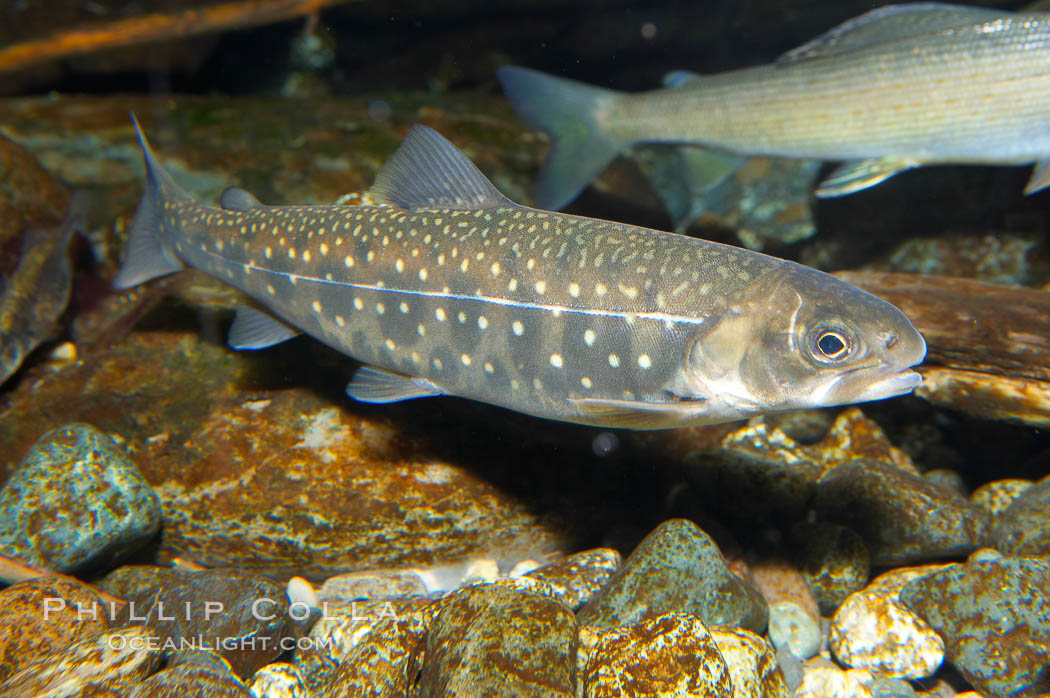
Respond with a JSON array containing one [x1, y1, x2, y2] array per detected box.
[[498, 66, 625, 211], [112, 114, 188, 289]]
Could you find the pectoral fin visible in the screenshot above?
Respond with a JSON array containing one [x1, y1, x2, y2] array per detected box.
[[569, 397, 711, 430], [815, 158, 918, 198], [228, 307, 300, 350], [1025, 160, 1050, 195], [346, 366, 445, 403]]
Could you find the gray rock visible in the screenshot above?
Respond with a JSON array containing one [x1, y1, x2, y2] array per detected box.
[[118, 568, 293, 679], [0, 423, 161, 572], [815, 459, 989, 565], [990, 476, 1050, 556], [420, 582, 576, 697], [524, 547, 621, 610], [796, 522, 870, 615], [768, 601, 821, 660], [578, 518, 768, 633], [127, 649, 251, 697], [900, 557, 1050, 698]]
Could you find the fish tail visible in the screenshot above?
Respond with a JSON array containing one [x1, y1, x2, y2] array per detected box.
[[498, 66, 625, 211], [112, 114, 188, 289]]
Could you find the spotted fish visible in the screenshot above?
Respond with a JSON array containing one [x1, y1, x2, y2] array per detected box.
[[499, 3, 1050, 210], [113, 119, 925, 429]]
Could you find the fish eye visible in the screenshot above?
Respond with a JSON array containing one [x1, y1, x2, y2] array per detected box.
[[812, 329, 851, 361]]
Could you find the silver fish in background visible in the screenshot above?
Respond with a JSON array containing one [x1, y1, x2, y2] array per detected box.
[[114, 119, 925, 429], [498, 3, 1050, 211]]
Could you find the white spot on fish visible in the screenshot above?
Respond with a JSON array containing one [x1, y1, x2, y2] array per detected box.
[[460, 259, 469, 273], [638, 354, 652, 369], [320, 243, 328, 256], [581, 376, 593, 389], [376, 302, 385, 315], [608, 353, 620, 368], [417, 324, 426, 337], [595, 282, 608, 296], [386, 338, 397, 350], [433, 357, 443, 369], [569, 282, 580, 298], [535, 280, 546, 295], [345, 255, 355, 268], [461, 353, 472, 366], [490, 262, 501, 277], [354, 297, 364, 310], [289, 247, 297, 259], [265, 246, 272, 259], [478, 315, 488, 330], [396, 258, 405, 273], [266, 284, 275, 295], [511, 379, 520, 390], [550, 354, 563, 368], [312, 300, 322, 313], [419, 268, 428, 281], [303, 250, 311, 262], [512, 320, 524, 336], [584, 329, 596, 346], [484, 362, 494, 374], [400, 301, 409, 313], [436, 307, 447, 322], [336, 315, 345, 327], [508, 278, 518, 292], [618, 284, 638, 299]]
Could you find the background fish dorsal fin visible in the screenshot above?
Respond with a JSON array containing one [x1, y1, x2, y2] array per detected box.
[[777, 3, 1010, 64], [220, 187, 265, 211], [367, 125, 512, 211]]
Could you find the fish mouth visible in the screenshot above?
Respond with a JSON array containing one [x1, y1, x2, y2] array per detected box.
[[851, 369, 923, 403]]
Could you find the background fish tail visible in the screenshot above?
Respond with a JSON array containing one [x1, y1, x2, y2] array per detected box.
[[498, 66, 624, 211], [112, 115, 188, 289]]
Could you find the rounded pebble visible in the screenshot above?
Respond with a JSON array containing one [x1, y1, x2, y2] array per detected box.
[[710, 625, 790, 698], [768, 601, 821, 660], [248, 662, 308, 698], [969, 478, 1033, 517], [797, 522, 871, 615]]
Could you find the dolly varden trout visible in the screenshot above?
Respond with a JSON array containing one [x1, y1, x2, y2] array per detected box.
[[499, 3, 1050, 210], [113, 120, 925, 429]]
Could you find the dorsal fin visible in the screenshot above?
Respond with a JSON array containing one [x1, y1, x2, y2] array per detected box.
[[367, 125, 512, 210], [220, 187, 264, 211], [777, 3, 1009, 65]]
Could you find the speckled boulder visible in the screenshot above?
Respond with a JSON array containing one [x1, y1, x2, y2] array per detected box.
[[99, 564, 191, 599], [710, 625, 789, 698], [815, 459, 989, 565], [524, 548, 621, 610], [302, 597, 434, 664], [118, 568, 292, 679], [0, 423, 161, 572], [127, 649, 251, 697], [796, 522, 871, 615], [578, 519, 768, 633], [579, 613, 733, 698], [320, 616, 425, 697], [970, 478, 1033, 517], [420, 581, 577, 697], [317, 568, 428, 602], [248, 662, 309, 698], [0, 576, 112, 681], [0, 625, 161, 697], [900, 557, 1050, 698], [795, 659, 873, 698], [830, 566, 948, 680], [989, 476, 1050, 556]]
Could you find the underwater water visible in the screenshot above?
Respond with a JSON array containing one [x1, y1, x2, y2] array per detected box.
[[0, 0, 1049, 695]]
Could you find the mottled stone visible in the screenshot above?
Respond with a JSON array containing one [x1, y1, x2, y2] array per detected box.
[[970, 478, 1033, 517], [990, 477, 1050, 556], [815, 459, 989, 565], [0, 576, 112, 681], [320, 616, 425, 697], [317, 568, 428, 602], [578, 519, 768, 634], [687, 409, 914, 527], [768, 602, 821, 660], [248, 662, 309, 698], [579, 613, 733, 698], [127, 649, 251, 697], [922, 469, 967, 497], [870, 677, 919, 698], [302, 597, 434, 664], [119, 568, 292, 678], [901, 557, 1050, 698], [796, 522, 871, 615], [0, 423, 161, 572], [99, 564, 190, 599], [421, 582, 577, 697], [795, 659, 874, 698], [0, 625, 161, 696], [748, 557, 820, 623], [830, 566, 947, 680], [524, 547, 621, 610], [710, 625, 790, 698]]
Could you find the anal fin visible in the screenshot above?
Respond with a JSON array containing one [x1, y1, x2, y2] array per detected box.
[[569, 397, 711, 430], [346, 366, 444, 403], [815, 158, 918, 197], [228, 306, 300, 350]]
